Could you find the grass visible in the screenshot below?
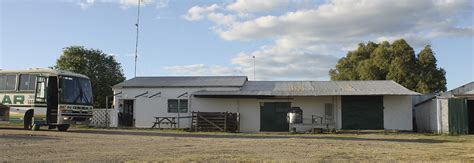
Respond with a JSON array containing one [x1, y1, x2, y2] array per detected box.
[[0, 126, 473, 161]]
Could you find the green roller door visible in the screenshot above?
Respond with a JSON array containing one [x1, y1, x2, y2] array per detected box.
[[260, 102, 291, 132], [342, 96, 384, 130], [448, 98, 468, 135]]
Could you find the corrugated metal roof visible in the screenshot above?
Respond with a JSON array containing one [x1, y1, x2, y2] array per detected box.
[[193, 80, 420, 96], [439, 81, 474, 97], [114, 76, 248, 88], [465, 90, 474, 95], [414, 82, 473, 106]]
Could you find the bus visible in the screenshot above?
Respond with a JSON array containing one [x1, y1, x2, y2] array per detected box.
[[0, 68, 93, 131]]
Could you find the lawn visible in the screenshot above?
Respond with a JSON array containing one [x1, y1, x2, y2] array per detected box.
[[0, 127, 473, 161]]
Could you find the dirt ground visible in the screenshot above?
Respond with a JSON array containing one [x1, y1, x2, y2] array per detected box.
[[1, 127, 473, 162]]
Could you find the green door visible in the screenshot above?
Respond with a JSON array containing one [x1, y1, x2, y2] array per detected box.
[[448, 98, 468, 135], [260, 102, 291, 132], [342, 96, 384, 130]]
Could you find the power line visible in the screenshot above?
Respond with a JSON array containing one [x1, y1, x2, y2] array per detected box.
[[134, 0, 141, 77]]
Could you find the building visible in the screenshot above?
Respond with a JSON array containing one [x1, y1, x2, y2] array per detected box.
[[112, 76, 419, 132], [414, 82, 474, 134]]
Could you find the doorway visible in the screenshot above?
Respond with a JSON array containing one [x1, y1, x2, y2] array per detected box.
[[46, 76, 58, 124], [119, 100, 134, 127], [342, 96, 384, 130], [260, 102, 291, 132]]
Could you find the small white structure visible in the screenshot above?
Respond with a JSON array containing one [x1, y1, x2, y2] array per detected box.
[[112, 76, 419, 132], [414, 82, 474, 134]]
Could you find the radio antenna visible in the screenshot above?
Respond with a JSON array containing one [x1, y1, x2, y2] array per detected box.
[[134, 0, 142, 77], [252, 56, 256, 80]]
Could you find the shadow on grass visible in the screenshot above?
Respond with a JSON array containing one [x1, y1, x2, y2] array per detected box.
[[69, 129, 450, 144], [0, 134, 59, 140]]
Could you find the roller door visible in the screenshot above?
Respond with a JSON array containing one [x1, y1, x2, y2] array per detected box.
[[342, 96, 384, 130]]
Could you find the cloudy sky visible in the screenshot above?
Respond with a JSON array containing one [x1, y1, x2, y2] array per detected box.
[[1, 0, 473, 89]]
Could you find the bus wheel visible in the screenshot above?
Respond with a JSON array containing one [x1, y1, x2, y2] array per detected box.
[[57, 124, 70, 132], [32, 124, 40, 131], [23, 110, 34, 130]]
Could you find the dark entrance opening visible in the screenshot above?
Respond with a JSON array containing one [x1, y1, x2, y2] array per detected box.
[[468, 100, 474, 134], [342, 96, 384, 130], [260, 102, 291, 132], [119, 100, 134, 127], [46, 76, 58, 124]]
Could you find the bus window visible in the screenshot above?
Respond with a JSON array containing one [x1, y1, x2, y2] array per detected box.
[[3, 75, 16, 91], [35, 76, 46, 103], [0, 75, 5, 90], [19, 74, 37, 91]]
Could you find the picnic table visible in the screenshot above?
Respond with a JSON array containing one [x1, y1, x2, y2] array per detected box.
[[151, 117, 177, 129]]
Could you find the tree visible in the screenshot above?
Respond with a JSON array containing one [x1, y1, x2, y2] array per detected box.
[[416, 45, 447, 93], [55, 46, 126, 108], [386, 39, 418, 91], [329, 39, 447, 93]]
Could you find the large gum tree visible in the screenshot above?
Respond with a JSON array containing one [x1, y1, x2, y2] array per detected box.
[[330, 39, 446, 94]]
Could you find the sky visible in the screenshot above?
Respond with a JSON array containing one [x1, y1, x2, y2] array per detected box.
[[0, 0, 473, 90]]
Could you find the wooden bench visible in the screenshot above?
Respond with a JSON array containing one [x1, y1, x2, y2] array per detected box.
[[151, 117, 177, 129]]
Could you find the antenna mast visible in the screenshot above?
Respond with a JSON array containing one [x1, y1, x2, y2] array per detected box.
[[134, 0, 141, 77], [252, 56, 256, 80]]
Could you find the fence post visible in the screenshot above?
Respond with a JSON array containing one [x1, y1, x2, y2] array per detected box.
[[105, 96, 109, 128], [195, 111, 199, 132], [224, 112, 227, 132]]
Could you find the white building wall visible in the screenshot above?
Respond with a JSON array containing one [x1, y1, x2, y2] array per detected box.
[[113, 87, 413, 132], [383, 96, 413, 130], [439, 98, 450, 134], [113, 87, 240, 128], [191, 96, 341, 132]]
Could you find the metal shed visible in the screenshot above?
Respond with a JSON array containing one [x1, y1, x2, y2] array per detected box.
[[194, 80, 419, 131], [414, 82, 474, 134]]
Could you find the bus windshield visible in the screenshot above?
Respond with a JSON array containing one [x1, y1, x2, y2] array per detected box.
[[60, 76, 93, 105]]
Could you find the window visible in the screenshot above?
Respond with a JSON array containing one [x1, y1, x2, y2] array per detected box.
[[19, 74, 37, 91], [167, 99, 188, 113], [60, 76, 93, 105], [5, 75, 16, 90], [0, 75, 16, 91], [35, 77, 46, 103], [0, 76, 5, 90]]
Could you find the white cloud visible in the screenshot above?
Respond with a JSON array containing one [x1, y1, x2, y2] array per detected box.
[[207, 12, 236, 26], [183, 4, 219, 21], [172, 0, 473, 80], [218, 0, 473, 43], [76, 0, 155, 9], [119, 0, 154, 8], [165, 46, 339, 80], [226, 0, 290, 13], [78, 0, 95, 9], [155, 0, 169, 9], [164, 64, 239, 76], [231, 46, 339, 80]]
